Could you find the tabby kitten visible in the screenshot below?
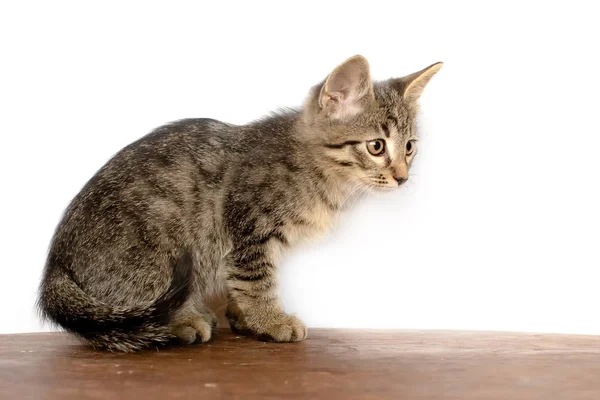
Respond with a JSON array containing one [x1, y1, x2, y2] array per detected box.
[[38, 55, 442, 351]]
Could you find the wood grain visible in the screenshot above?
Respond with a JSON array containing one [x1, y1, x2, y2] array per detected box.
[[1, 329, 599, 399]]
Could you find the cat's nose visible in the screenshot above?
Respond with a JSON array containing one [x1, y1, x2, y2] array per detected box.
[[391, 163, 408, 186], [394, 176, 407, 186]]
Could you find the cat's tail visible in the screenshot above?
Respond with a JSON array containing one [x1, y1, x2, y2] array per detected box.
[[37, 251, 193, 352]]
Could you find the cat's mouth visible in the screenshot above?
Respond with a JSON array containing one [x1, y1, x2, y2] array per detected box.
[[365, 177, 401, 191], [363, 180, 399, 191], [368, 175, 410, 191], [372, 185, 398, 192]]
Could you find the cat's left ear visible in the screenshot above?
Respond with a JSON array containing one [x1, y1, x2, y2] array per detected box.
[[391, 62, 443, 104], [318, 55, 375, 119]]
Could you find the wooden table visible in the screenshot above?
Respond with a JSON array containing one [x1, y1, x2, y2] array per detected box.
[[1, 329, 599, 399]]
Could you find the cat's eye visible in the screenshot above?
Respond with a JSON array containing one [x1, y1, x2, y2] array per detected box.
[[406, 140, 416, 155], [367, 139, 386, 156]]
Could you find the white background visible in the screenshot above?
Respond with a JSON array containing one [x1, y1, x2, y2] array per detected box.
[[1, 1, 599, 335]]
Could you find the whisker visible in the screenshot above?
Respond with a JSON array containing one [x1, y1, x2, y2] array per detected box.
[[341, 183, 363, 207]]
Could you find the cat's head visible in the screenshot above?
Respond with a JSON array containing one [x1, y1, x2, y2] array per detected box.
[[302, 55, 442, 190]]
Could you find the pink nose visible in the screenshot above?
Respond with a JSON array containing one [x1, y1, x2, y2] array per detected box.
[[391, 163, 408, 185]]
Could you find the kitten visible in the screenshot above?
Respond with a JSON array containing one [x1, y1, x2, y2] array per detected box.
[[37, 55, 442, 351]]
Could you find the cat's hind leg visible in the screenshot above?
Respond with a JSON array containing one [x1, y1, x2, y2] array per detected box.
[[170, 301, 217, 344]]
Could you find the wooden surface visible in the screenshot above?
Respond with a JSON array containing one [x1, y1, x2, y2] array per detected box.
[[1, 329, 600, 399]]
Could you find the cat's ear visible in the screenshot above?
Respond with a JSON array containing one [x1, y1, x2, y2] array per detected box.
[[391, 62, 443, 104], [318, 55, 375, 119]]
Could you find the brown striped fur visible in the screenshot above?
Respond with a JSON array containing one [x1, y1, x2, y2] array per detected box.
[[37, 56, 442, 351]]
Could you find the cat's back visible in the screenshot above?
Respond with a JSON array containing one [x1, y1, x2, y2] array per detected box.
[[74, 117, 236, 201], [129, 117, 238, 162], [93, 117, 236, 185], [50, 118, 238, 256]]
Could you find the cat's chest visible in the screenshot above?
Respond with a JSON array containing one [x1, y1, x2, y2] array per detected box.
[[282, 201, 338, 246]]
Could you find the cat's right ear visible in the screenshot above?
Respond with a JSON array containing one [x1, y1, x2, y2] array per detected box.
[[390, 62, 443, 105], [318, 55, 375, 120]]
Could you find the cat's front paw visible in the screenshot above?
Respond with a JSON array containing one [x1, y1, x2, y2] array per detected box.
[[255, 314, 307, 342]]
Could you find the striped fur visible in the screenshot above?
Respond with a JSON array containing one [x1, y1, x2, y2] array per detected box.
[[37, 55, 442, 351]]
